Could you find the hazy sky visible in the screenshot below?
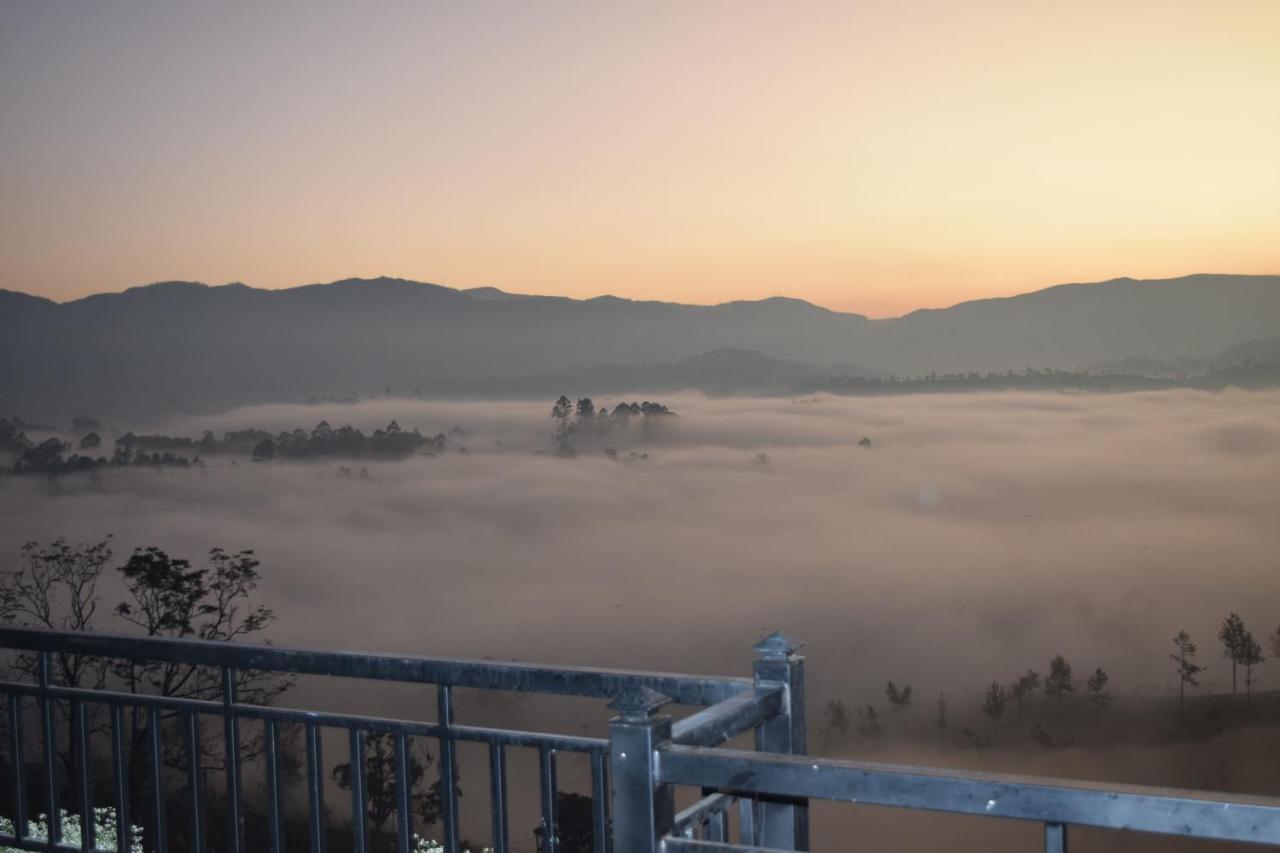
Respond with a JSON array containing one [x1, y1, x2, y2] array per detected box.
[[2, 1, 1277, 316]]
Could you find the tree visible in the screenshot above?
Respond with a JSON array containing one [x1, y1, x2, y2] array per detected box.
[[251, 437, 276, 461], [1010, 669, 1040, 723], [332, 733, 448, 840], [533, 792, 597, 853], [821, 699, 850, 748], [1045, 655, 1074, 718], [885, 681, 912, 711], [79, 432, 102, 449], [1241, 631, 1264, 713], [1, 538, 290, 849], [1218, 612, 1247, 695], [981, 681, 1007, 737], [1085, 668, 1111, 726], [1170, 630, 1203, 724], [575, 398, 595, 420], [1269, 625, 1280, 678], [855, 705, 881, 740]]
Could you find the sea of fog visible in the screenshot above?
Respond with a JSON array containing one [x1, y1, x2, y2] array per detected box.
[[3, 389, 1279, 847]]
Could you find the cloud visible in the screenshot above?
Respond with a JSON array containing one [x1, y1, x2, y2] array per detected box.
[[4, 389, 1276, 709]]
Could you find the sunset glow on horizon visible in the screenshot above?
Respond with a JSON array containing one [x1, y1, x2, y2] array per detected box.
[[2, 0, 1278, 316]]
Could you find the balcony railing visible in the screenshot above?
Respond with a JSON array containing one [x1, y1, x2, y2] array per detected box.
[[1, 626, 1279, 852]]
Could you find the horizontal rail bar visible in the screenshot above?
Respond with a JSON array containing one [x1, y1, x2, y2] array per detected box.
[[0, 679, 609, 752], [661, 840, 791, 853], [671, 792, 737, 836], [658, 746, 1280, 846], [671, 687, 782, 748], [0, 627, 747, 705]]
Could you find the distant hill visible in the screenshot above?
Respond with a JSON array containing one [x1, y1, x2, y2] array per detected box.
[[1, 273, 1277, 417]]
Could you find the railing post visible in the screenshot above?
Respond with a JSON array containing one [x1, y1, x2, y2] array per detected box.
[[608, 687, 674, 853], [752, 631, 809, 850]]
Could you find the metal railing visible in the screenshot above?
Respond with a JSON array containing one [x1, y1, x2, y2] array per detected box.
[[2, 627, 1280, 853]]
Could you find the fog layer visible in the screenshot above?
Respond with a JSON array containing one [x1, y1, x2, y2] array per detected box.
[[4, 389, 1278, 710]]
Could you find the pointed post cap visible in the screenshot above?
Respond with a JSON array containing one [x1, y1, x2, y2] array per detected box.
[[753, 630, 804, 661], [608, 686, 672, 721]]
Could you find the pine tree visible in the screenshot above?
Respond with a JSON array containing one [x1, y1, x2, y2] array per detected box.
[[1241, 631, 1264, 714], [1170, 630, 1203, 724], [982, 681, 1007, 738], [1085, 667, 1111, 727], [1218, 612, 1247, 696]]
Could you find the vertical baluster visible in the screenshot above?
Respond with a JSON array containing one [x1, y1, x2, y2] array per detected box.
[[737, 796, 755, 845], [708, 807, 727, 843], [437, 685, 459, 853], [185, 711, 204, 853], [488, 742, 508, 853], [1045, 822, 1068, 853], [8, 695, 28, 841], [348, 728, 367, 853], [305, 721, 325, 853], [222, 667, 243, 853], [265, 720, 284, 853], [38, 654, 60, 846], [111, 703, 131, 853], [539, 745, 558, 853], [148, 705, 167, 853], [589, 749, 607, 853], [395, 732, 412, 852], [73, 700, 94, 850]]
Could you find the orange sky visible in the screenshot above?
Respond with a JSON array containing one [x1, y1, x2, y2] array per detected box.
[[1, 1, 1277, 317]]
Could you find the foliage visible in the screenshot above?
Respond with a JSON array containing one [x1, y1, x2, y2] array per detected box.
[[533, 791, 597, 853], [885, 680, 912, 711], [1045, 655, 1074, 702], [0, 809, 143, 853], [1010, 669, 1040, 721], [821, 698, 850, 746], [855, 704, 881, 739], [331, 733, 449, 838], [981, 681, 1007, 735], [1219, 612, 1248, 695], [1170, 630, 1203, 723], [1085, 667, 1112, 724]]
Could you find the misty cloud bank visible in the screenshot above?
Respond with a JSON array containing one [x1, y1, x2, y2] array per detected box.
[[4, 389, 1278, 711]]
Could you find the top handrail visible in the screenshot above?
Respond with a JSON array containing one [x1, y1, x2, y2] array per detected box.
[[0, 626, 751, 706]]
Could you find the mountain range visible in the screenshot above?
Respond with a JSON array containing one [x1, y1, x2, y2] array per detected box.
[[1, 273, 1278, 417]]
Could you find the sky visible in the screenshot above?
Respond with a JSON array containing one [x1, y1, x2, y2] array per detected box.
[[2, 1, 1277, 317]]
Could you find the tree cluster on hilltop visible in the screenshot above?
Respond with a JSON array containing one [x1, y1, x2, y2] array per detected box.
[[549, 396, 675, 456]]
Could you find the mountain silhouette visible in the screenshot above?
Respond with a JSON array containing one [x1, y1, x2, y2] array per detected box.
[[2, 273, 1277, 416]]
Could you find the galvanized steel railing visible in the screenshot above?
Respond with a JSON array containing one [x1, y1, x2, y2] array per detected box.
[[2, 627, 1280, 853]]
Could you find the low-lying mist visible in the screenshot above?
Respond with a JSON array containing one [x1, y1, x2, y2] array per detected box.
[[4, 390, 1280, 797], [7, 390, 1279, 697]]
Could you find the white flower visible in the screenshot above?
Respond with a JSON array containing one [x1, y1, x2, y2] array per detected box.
[[0, 808, 144, 853]]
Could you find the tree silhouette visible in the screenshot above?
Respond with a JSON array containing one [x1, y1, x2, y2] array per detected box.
[[981, 681, 1007, 738], [1, 539, 289, 851], [1170, 630, 1203, 724], [1218, 612, 1247, 696], [1085, 668, 1111, 727], [856, 705, 881, 740], [885, 681, 913, 711], [331, 733, 448, 841], [1010, 669, 1040, 723], [1241, 631, 1264, 714], [821, 699, 850, 749], [1045, 655, 1074, 720]]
